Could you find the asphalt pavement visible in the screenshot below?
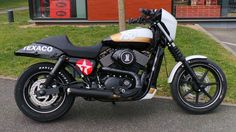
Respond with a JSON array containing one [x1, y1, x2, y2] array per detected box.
[[1, 78, 236, 132], [203, 28, 236, 56]]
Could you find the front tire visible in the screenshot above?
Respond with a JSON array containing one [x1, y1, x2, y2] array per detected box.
[[15, 62, 75, 122], [171, 59, 227, 114]]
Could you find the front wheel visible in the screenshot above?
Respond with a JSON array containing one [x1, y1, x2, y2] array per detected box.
[[171, 59, 227, 114], [15, 62, 75, 122]]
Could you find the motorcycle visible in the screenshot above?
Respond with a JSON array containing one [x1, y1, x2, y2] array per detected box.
[[14, 9, 227, 122]]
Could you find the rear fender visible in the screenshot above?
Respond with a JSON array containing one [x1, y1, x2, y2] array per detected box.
[[168, 55, 208, 83], [15, 43, 63, 60]]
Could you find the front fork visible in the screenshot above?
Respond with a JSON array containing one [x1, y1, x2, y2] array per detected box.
[[167, 44, 202, 91], [157, 23, 202, 92]]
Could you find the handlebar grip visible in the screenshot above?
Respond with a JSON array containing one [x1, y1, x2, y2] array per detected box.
[[128, 18, 138, 24], [140, 8, 151, 16], [129, 8, 161, 25], [128, 18, 133, 24]]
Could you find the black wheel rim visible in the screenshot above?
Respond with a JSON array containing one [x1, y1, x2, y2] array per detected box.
[[177, 63, 222, 109]]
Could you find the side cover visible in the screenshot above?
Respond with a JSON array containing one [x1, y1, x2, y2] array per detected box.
[[15, 43, 64, 60]]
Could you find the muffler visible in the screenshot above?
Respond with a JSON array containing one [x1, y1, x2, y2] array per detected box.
[[67, 88, 119, 99]]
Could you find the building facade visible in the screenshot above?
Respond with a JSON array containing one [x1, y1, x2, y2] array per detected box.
[[29, 0, 236, 22]]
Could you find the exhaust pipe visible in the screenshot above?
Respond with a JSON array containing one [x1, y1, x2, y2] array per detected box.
[[66, 67, 141, 99], [67, 88, 119, 99]]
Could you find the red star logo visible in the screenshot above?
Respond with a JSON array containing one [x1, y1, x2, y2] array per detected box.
[[76, 59, 93, 75]]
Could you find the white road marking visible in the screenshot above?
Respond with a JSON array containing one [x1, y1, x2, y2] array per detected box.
[[222, 41, 236, 46], [154, 96, 236, 107]]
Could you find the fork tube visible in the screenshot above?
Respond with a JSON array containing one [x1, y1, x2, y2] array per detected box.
[[157, 23, 173, 43], [157, 23, 201, 89]]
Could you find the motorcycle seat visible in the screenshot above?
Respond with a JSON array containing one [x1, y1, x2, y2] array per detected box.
[[36, 35, 102, 58]]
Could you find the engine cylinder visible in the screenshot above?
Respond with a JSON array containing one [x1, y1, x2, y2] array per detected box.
[[112, 49, 135, 65]]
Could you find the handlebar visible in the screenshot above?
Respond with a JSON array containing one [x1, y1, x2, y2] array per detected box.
[[128, 17, 144, 24], [140, 8, 157, 16], [128, 8, 161, 25], [140, 8, 151, 16]]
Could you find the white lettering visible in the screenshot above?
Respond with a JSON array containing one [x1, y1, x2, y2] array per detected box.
[[120, 32, 136, 40], [23, 45, 53, 52], [47, 46, 53, 52], [23, 47, 27, 50], [30, 46, 36, 51], [41, 46, 47, 52], [35, 46, 41, 51]]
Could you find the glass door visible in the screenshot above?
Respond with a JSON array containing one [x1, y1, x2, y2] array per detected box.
[[30, 0, 87, 20], [76, 0, 87, 19]]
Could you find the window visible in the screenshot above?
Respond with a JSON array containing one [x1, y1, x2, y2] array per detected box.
[[218, 0, 236, 17], [173, 0, 236, 18], [30, 0, 87, 19]]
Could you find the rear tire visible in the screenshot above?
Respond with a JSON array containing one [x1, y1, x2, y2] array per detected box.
[[15, 62, 75, 122], [171, 59, 227, 114]]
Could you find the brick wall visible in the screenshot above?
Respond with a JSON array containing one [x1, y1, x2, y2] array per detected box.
[[125, 0, 172, 19], [87, 0, 172, 21], [176, 5, 221, 18]]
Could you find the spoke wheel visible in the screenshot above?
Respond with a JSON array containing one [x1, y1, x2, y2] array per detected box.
[[171, 59, 227, 114], [15, 62, 75, 122], [23, 72, 66, 113]]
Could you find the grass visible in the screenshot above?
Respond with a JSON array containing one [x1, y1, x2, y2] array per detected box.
[[0, 10, 236, 103], [0, 0, 28, 10]]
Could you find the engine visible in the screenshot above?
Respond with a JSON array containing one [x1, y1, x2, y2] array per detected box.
[[100, 49, 149, 72], [112, 49, 135, 65], [98, 49, 150, 96]]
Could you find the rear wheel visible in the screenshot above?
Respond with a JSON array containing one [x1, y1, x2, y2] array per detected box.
[[171, 59, 227, 114], [15, 62, 75, 122]]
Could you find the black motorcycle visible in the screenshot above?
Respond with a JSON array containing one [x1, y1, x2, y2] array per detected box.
[[15, 9, 227, 122]]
